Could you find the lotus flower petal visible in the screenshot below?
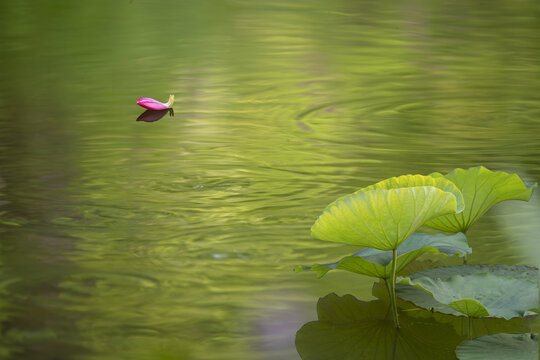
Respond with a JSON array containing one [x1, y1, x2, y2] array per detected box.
[[136, 95, 174, 110]]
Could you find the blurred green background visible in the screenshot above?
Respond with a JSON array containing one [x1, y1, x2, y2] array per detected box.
[[0, 0, 539, 359]]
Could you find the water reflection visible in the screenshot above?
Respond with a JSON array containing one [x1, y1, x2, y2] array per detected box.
[[136, 108, 174, 122], [296, 293, 532, 360]]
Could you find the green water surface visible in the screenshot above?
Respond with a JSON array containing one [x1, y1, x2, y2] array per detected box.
[[1, 0, 539, 359]]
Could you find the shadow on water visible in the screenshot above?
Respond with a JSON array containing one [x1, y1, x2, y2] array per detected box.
[[136, 108, 174, 122], [295, 293, 533, 360]]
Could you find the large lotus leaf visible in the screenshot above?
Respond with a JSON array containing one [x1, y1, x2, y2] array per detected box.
[[295, 232, 470, 279], [295, 293, 464, 360], [455, 333, 538, 360], [311, 183, 462, 250], [352, 174, 465, 211], [372, 279, 533, 337], [426, 166, 536, 233], [397, 265, 539, 319], [397, 264, 539, 282]]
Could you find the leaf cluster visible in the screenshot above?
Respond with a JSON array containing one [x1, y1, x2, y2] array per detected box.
[[296, 166, 538, 359]]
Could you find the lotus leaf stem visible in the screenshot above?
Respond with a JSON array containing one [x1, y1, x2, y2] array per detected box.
[[389, 248, 400, 328], [384, 278, 391, 300], [391, 327, 399, 359]]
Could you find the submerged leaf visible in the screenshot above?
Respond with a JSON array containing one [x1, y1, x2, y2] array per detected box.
[[296, 293, 464, 360], [455, 333, 538, 360], [311, 175, 464, 250], [426, 166, 536, 233], [397, 265, 539, 319], [296, 232, 470, 279]]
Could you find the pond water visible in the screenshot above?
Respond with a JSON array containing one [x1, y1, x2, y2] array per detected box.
[[1, 0, 540, 359]]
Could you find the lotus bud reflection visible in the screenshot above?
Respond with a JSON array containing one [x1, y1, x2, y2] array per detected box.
[[136, 108, 174, 122], [136, 94, 174, 110]]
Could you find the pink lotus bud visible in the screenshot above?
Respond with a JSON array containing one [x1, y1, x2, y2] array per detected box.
[[136, 95, 174, 110]]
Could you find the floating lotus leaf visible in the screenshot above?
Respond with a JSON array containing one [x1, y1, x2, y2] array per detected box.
[[425, 166, 536, 233], [372, 278, 533, 337], [295, 293, 464, 360], [296, 232, 470, 279], [397, 265, 539, 319], [311, 175, 464, 250], [455, 333, 538, 360], [397, 263, 538, 282]]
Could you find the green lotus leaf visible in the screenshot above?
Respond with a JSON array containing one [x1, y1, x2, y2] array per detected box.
[[397, 265, 539, 319], [372, 279, 533, 337], [397, 263, 539, 282], [426, 166, 536, 233], [311, 175, 464, 250], [295, 293, 464, 360], [355, 174, 465, 212], [296, 232, 470, 279], [446, 298, 489, 318], [455, 333, 538, 360]]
